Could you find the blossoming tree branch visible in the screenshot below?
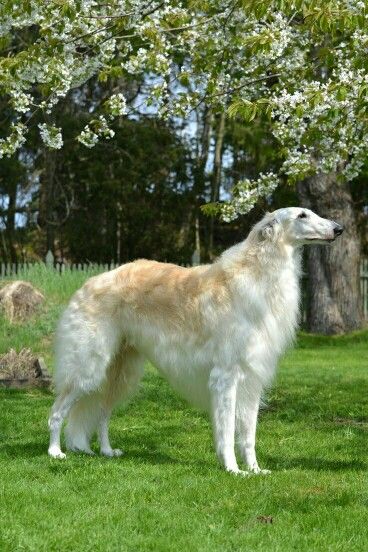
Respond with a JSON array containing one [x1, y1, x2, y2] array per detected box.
[[0, 0, 367, 219]]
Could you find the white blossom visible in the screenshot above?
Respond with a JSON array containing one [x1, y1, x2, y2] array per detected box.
[[105, 93, 127, 117], [0, 122, 27, 158], [11, 91, 33, 114], [38, 123, 63, 149], [77, 115, 114, 148], [0, 0, 368, 217], [77, 127, 99, 148], [221, 172, 279, 221]]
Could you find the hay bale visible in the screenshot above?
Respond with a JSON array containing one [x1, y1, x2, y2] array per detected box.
[[0, 348, 37, 378], [0, 348, 51, 388], [0, 280, 44, 322]]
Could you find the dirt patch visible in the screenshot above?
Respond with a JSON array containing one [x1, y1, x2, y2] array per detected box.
[[333, 417, 368, 427], [256, 515, 274, 524], [0, 280, 44, 322]]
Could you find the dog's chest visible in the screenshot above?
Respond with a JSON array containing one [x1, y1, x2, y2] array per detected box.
[[269, 266, 299, 316]]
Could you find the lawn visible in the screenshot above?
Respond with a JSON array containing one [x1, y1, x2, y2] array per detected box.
[[1, 266, 368, 551]]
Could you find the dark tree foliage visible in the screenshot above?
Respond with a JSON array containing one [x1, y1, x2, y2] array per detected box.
[[51, 116, 193, 264]]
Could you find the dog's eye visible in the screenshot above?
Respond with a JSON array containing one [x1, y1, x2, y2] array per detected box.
[[298, 212, 307, 219]]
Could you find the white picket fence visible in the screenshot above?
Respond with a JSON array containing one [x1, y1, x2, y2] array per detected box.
[[1, 254, 368, 319]]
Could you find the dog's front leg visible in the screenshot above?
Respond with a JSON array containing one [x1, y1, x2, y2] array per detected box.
[[209, 366, 246, 475], [236, 381, 270, 475]]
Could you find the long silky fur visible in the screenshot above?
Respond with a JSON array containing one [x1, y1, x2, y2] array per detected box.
[[48, 207, 338, 472]]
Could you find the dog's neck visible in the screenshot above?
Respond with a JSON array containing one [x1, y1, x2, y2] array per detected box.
[[220, 235, 303, 282]]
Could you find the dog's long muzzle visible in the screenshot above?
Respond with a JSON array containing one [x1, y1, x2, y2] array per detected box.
[[320, 222, 344, 242], [333, 223, 344, 238]]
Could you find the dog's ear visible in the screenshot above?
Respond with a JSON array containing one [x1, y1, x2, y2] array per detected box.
[[261, 218, 280, 241]]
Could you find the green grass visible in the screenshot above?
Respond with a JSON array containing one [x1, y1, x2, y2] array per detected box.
[[1, 267, 368, 551], [0, 264, 102, 366]]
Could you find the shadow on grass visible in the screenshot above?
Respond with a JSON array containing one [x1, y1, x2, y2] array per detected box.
[[109, 423, 213, 471], [0, 442, 215, 474], [0, 388, 53, 400], [266, 379, 368, 423], [296, 329, 368, 348], [0, 422, 214, 472], [264, 454, 367, 472], [0, 441, 46, 459], [0, 436, 181, 464]]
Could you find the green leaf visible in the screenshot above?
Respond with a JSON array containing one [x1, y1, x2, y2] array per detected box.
[[296, 105, 304, 117], [200, 202, 221, 217], [358, 84, 368, 99], [336, 86, 348, 101]]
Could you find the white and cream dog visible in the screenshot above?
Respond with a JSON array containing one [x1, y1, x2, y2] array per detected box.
[[48, 207, 343, 474]]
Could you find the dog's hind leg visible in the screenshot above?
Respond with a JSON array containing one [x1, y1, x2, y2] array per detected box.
[[236, 376, 270, 474], [50, 304, 126, 458], [65, 392, 101, 454], [48, 388, 82, 459], [98, 347, 144, 457]]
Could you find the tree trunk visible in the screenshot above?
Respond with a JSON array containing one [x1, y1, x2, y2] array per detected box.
[[209, 112, 226, 259], [116, 201, 122, 264], [6, 182, 17, 262], [193, 106, 213, 262], [297, 173, 362, 334], [38, 149, 57, 255]]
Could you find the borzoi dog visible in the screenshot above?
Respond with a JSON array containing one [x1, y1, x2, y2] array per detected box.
[[48, 207, 343, 474]]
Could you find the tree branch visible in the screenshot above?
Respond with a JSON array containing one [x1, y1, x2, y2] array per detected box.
[[191, 73, 281, 112]]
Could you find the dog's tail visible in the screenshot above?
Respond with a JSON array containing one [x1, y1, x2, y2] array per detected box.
[[63, 346, 144, 453], [65, 392, 102, 453]]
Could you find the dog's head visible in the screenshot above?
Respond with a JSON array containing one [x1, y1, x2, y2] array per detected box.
[[260, 207, 344, 246]]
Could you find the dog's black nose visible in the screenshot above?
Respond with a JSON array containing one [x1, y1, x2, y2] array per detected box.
[[333, 223, 344, 236]]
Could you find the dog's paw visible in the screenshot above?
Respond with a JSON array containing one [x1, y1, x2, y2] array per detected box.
[[250, 466, 271, 475], [101, 448, 124, 458], [226, 467, 250, 477], [48, 446, 66, 459]]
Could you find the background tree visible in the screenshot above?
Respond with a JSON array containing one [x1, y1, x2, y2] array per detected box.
[[0, 0, 367, 333]]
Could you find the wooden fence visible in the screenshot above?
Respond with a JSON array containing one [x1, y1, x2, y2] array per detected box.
[[361, 258, 368, 319], [1, 255, 368, 320], [0, 260, 122, 277]]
